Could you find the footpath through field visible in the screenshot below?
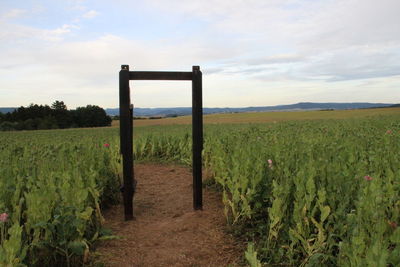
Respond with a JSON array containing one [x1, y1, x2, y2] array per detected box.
[[96, 163, 241, 267]]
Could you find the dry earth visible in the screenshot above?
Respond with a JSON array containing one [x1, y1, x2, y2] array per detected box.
[[96, 163, 242, 267]]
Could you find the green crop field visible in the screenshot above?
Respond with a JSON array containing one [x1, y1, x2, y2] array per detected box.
[[0, 128, 122, 266], [0, 108, 399, 266]]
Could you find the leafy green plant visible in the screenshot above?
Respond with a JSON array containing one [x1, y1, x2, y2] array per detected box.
[[1, 113, 399, 266]]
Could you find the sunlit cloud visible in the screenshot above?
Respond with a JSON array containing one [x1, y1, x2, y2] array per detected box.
[[82, 10, 99, 19], [0, 0, 399, 108]]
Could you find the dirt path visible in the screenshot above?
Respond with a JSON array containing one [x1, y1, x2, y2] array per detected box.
[[96, 163, 242, 267]]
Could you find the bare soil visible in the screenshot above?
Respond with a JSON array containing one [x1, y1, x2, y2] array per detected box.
[[96, 163, 242, 267]]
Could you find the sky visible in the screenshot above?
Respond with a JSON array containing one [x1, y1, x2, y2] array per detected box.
[[0, 0, 399, 109]]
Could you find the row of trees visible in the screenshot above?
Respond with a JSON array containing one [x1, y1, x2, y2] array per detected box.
[[0, 101, 112, 131]]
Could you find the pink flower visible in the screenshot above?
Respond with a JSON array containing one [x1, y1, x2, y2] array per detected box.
[[267, 159, 273, 169], [389, 221, 398, 229], [364, 175, 373, 181], [0, 213, 8, 222], [386, 130, 392, 135], [103, 143, 110, 148]]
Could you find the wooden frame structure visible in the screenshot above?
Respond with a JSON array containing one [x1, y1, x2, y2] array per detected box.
[[119, 65, 203, 220]]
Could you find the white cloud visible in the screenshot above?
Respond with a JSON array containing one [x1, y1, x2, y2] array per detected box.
[[244, 54, 306, 66], [82, 10, 99, 19], [0, 33, 237, 107], [68, 0, 87, 11], [0, 8, 27, 21], [0, 22, 79, 43], [47, 24, 79, 38]]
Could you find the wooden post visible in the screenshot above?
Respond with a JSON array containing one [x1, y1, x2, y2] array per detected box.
[[119, 65, 134, 220], [192, 66, 203, 210]]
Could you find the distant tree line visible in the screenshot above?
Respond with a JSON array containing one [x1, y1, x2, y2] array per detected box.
[[0, 101, 112, 131]]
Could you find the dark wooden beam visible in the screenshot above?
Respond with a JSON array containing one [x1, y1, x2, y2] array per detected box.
[[129, 71, 192, 81], [192, 66, 203, 210], [119, 64, 134, 221]]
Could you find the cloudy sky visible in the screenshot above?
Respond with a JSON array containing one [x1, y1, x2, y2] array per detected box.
[[1, 0, 399, 108]]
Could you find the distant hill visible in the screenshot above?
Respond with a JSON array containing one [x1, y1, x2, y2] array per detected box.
[[3, 102, 396, 116], [105, 102, 394, 117], [0, 108, 17, 114]]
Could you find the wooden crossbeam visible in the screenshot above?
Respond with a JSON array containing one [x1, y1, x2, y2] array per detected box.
[[129, 71, 192, 81]]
